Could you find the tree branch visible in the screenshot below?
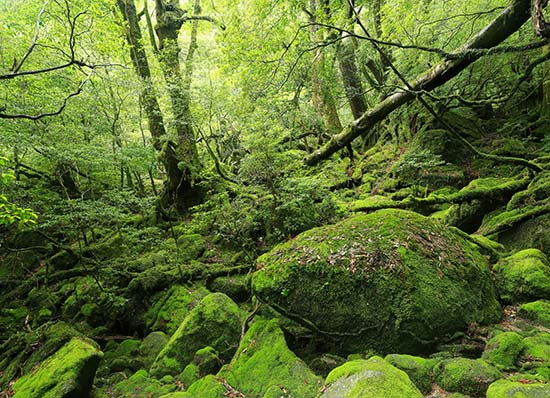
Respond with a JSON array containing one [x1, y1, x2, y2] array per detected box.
[[305, 0, 533, 166]]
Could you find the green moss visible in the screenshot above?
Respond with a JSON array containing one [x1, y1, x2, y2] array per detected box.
[[384, 354, 436, 394], [218, 319, 321, 398], [519, 300, 550, 328], [111, 369, 176, 398], [521, 333, 550, 368], [141, 331, 170, 368], [482, 332, 525, 370], [434, 358, 502, 397], [98, 339, 143, 376], [208, 275, 250, 303], [178, 346, 221, 388], [493, 249, 550, 303], [13, 337, 103, 398], [486, 379, 550, 398], [507, 171, 550, 210], [321, 356, 422, 398], [144, 284, 210, 335], [151, 293, 243, 378], [175, 234, 206, 262], [186, 375, 227, 397], [252, 209, 500, 355]]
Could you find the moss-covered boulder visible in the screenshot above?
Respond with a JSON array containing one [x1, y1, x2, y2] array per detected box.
[[482, 331, 525, 370], [144, 284, 210, 335], [150, 293, 243, 378], [384, 354, 435, 394], [110, 369, 176, 398], [141, 331, 170, 368], [1, 321, 85, 390], [433, 358, 502, 397], [13, 337, 102, 398], [178, 346, 221, 389], [252, 209, 501, 354], [319, 356, 423, 398], [519, 300, 550, 328], [495, 212, 550, 257], [520, 332, 550, 369], [493, 249, 550, 303], [218, 319, 321, 397], [207, 274, 250, 303], [486, 379, 550, 398]]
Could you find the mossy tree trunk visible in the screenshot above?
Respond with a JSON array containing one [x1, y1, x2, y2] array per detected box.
[[116, 0, 189, 213], [154, 0, 203, 212]]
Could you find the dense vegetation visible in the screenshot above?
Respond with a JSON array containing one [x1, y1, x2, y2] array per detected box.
[[1, 0, 550, 397]]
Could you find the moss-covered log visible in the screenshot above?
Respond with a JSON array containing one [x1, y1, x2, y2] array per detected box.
[[351, 175, 530, 214]]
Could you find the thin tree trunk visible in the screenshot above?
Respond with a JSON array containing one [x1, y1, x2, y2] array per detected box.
[[305, 0, 532, 165], [308, 0, 343, 136]]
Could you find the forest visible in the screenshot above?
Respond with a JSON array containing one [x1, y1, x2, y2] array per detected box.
[[1, 0, 550, 397]]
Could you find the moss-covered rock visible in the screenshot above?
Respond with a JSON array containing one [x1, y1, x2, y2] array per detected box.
[[13, 337, 102, 398], [144, 284, 210, 335], [0, 321, 85, 390], [433, 358, 502, 397], [150, 293, 243, 378], [384, 353, 435, 394], [486, 379, 550, 398], [493, 249, 550, 303], [482, 331, 525, 370], [309, 354, 347, 378], [320, 356, 422, 398], [178, 346, 220, 388], [218, 318, 321, 397], [494, 212, 550, 257], [252, 209, 501, 355], [110, 369, 176, 398], [176, 234, 206, 262], [519, 300, 550, 328], [436, 178, 517, 233], [520, 333, 550, 369], [141, 331, 170, 368], [207, 274, 250, 303], [98, 338, 143, 376]]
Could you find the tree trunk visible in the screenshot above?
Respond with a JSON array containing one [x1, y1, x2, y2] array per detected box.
[[308, 0, 343, 136], [305, 0, 532, 165], [155, 0, 203, 211], [336, 3, 367, 119], [115, 0, 185, 211]]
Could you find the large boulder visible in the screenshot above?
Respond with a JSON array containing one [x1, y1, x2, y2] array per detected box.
[[218, 318, 321, 398], [13, 337, 102, 398], [150, 293, 243, 378], [319, 356, 423, 398], [252, 209, 501, 354]]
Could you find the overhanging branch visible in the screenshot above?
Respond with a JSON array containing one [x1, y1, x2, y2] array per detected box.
[[305, 0, 532, 166]]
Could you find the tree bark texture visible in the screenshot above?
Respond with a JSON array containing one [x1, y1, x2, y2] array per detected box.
[[116, 0, 191, 212], [155, 0, 203, 211], [305, 0, 532, 165]]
